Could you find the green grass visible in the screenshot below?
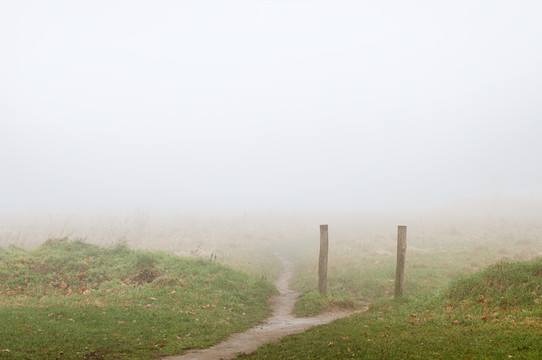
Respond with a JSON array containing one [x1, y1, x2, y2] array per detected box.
[[446, 258, 542, 307], [237, 256, 542, 359], [293, 289, 329, 317], [290, 239, 531, 316], [0, 238, 276, 359]]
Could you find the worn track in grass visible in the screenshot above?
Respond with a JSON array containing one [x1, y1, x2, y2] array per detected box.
[[163, 256, 367, 360]]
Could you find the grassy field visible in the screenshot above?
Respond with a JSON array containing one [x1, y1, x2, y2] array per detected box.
[[234, 234, 542, 359], [290, 246, 521, 316], [236, 257, 542, 359], [0, 238, 276, 359], [287, 220, 542, 316], [2, 211, 542, 359]]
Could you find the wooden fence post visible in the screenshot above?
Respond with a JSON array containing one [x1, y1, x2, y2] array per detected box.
[[318, 224, 329, 295], [394, 225, 407, 297]]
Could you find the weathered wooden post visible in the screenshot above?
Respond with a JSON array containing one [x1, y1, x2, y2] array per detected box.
[[318, 224, 329, 295], [394, 225, 407, 297]]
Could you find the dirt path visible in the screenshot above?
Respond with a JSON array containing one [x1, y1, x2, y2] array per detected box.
[[163, 256, 368, 360]]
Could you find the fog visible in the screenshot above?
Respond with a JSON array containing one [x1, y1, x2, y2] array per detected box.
[[1, 1, 542, 244]]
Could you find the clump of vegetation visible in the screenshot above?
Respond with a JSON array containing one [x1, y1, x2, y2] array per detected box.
[[446, 257, 542, 307], [0, 238, 276, 359], [293, 290, 328, 317]]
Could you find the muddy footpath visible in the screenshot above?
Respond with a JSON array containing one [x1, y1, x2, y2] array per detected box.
[[163, 256, 368, 360]]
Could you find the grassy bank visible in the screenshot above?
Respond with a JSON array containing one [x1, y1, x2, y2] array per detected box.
[[238, 256, 542, 359], [0, 238, 276, 359]]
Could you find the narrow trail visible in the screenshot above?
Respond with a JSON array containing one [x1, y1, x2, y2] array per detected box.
[[163, 256, 368, 360]]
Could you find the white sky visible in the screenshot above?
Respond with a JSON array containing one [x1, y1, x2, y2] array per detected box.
[[1, 0, 541, 213]]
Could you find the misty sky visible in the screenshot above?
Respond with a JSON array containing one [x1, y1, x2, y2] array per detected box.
[[1, 0, 541, 213]]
